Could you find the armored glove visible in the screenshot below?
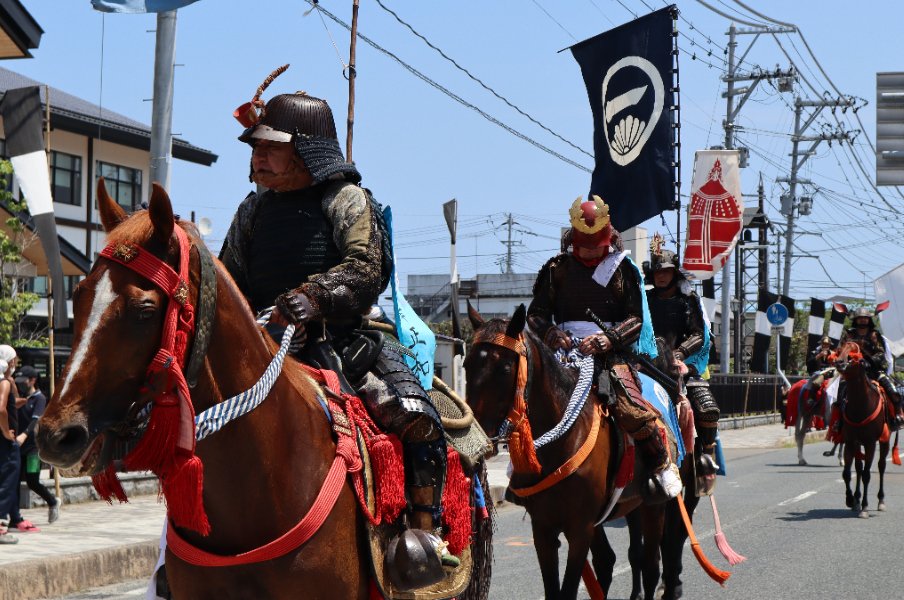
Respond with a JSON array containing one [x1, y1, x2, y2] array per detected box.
[[544, 327, 572, 351], [274, 291, 318, 326]]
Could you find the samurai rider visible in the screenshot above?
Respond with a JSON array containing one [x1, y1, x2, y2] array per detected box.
[[807, 336, 834, 375], [219, 76, 458, 579], [829, 306, 903, 434], [643, 236, 719, 494], [527, 196, 683, 501]]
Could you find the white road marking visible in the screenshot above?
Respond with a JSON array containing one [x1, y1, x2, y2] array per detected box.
[[778, 491, 817, 506], [60, 271, 117, 399]]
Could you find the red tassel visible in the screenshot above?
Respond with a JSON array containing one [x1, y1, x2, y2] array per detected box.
[[369, 433, 406, 524], [441, 448, 472, 556], [124, 393, 181, 473], [368, 579, 385, 600], [163, 454, 210, 536], [509, 420, 542, 475], [582, 559, 607, 600], [893, 446, 901, 466], [614, 438, 635, 488], [92, 463, 128, 503]]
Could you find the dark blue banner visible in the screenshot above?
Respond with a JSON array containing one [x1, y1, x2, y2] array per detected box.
[[570, 6, 677, 231]]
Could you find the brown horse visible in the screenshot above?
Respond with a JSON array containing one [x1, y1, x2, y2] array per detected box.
[[466, 304, 662, 600], [785, 369, 834, 466], [836, 342, 890, 518], [37, 181, 489, 599]]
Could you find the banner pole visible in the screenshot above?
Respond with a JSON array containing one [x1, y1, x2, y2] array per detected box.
[[345, 0, 360, 163]]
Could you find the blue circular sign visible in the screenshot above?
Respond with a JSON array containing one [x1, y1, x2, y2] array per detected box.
[[766, 303, 789, 326]]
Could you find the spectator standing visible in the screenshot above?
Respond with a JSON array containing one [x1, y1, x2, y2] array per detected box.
[[0, 345, 20, 543], [15, 366, 59, 524]]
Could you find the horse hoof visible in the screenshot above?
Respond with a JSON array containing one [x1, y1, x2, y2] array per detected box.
[[851, 502, 861, 512], [859, 510, 869, 518], [878, 502, 887, 511], [822, 451, 834, 457], [798, 459, 808, 466]]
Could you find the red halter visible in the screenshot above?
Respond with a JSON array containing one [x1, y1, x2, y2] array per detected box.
[[92, 226, 208, 535]]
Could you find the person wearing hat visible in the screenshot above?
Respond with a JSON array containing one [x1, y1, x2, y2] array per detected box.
[[528, 197, 682, 501], [14, 366, 59, 525], [643, 236, 719, 494], [833, 306, 903, 428], [219, 70, 456, 579], [807, 336, 835, 374]]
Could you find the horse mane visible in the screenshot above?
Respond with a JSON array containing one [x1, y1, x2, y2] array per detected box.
[[104, 210, 201, 255]]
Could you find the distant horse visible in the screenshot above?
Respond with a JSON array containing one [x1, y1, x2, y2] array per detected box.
[[466, 304, 640, 600], [785, 370, 834, 465], [37, 180, 490, 599], [835, 342, 890, 518]]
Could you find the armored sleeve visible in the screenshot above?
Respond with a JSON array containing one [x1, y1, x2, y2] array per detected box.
[[607, 260, 642, 348], [297, 184, 383, 319], [527, 255, 563, 334], [218, 191, 258, 301], [676, 292, 706, 358], [869, 331, 890, 373]]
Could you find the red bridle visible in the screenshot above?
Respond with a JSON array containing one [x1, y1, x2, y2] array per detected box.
[[92, 226, 209, 535]]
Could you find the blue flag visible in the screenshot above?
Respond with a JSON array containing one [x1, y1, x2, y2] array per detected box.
[[384, 207, 436, 390], [92, 0, 200, 12]]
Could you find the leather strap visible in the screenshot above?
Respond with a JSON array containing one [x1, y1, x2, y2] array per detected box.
[[186, 244, 217, 388]]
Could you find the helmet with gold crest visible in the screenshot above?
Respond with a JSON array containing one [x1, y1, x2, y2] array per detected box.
[[643, 233, 683, 286], [567, 195, 613, 264]]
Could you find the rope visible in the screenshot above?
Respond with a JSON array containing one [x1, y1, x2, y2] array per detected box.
[[194, 325, 295, 441], [532, 356, 594, 448]]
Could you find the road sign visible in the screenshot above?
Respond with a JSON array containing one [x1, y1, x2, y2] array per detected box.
[[766, 302, 788, 326]]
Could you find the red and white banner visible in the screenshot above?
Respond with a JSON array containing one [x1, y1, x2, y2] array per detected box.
[[682, 150, 743, 280], [875, 263, 904, 357]]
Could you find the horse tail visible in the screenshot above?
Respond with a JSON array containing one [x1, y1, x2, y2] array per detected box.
[[677, 493, 731, 585]]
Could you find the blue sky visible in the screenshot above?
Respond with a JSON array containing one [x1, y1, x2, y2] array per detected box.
[[11, 0, 904, 303]]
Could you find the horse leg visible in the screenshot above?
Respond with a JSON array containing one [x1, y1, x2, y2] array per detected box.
[[659, 493, 698, 600], [559, 523, 595, 600], [531, 522, 562, 599], [625, 511, 644, 600], [859, 445, 875, 518], [843, 446, 857, 510], [590, 524, 616, 597], [796, 399, 808, 465], [639, 505, 664, 600], [877, 440, 889, 511]]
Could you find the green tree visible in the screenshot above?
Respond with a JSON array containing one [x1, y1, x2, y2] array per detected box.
[[0, 159, 42, 346]]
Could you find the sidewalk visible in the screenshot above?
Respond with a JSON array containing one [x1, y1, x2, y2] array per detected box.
[[0, 419, 821, 600]]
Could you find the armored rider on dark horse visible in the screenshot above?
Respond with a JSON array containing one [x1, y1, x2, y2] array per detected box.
[[527, 197, 682, 500], [643, 237, 719, 491], [219, 80, 459, 576], [828, 305, 904, 439]]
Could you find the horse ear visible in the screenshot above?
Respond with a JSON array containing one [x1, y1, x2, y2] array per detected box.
[[505, 303, 527, 338], [147, 182, 175, 245], [97, 177, 127, 232], [833, 303, 848, 314], [876, 300, 891, 314], [467, 299, 484, 329]]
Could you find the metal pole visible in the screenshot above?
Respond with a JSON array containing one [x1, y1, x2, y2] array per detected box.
[[150, 11, 177, 191], [719, 24, 737, 373], [44, 85, 61, 501], [734, 239, 743, 373], [345, 0, 360, 162], [782, 100, 802, 297]]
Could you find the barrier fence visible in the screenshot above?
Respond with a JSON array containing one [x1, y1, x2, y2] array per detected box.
[[708, 373, 806, 418]]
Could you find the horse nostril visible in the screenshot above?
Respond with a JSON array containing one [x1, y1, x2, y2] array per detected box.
[[50, 425, 90, 455]]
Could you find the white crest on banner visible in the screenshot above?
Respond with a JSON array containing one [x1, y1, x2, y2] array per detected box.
[[874, 263, 904, 357], [602, 56, 664, 166], [682, 150, 744, 280]]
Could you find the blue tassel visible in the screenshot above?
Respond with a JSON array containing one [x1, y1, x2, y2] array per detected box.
[[626, 257, 659, 359], [715, 433, 727, 476]]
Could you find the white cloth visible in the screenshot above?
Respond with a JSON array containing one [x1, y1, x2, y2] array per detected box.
[[146, 519, 168, 600], [591, 250, 628, 287], [559, 320, 606, 339]]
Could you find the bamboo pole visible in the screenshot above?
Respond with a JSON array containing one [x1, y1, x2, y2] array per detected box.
[[345, 0, 360, 162]]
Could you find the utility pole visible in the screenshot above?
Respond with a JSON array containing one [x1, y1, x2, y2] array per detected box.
[[720, 23, 795, 373], [503, 213, 515, 274], [150, 10, 177, 190], [778, 96, 856, 297]]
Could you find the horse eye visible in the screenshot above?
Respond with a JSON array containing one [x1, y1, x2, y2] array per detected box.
[[131, 300, 158, 321]]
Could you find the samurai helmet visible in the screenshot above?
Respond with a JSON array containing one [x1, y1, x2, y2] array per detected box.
[[235, 65, 360, 185], [850, 301, 890, 328], [643, 232, 681, 285], [569, 195, 612, 251]]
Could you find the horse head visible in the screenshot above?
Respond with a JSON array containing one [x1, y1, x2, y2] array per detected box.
[[464, 302, 528, 440], [833, 341, 866, 381], [37, 179, 199, 475]]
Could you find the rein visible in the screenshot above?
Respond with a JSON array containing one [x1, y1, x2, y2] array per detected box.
[[843, 380, 886, 428]]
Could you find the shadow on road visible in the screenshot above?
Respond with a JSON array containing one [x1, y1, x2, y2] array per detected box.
[[777, 508, 855, 521]]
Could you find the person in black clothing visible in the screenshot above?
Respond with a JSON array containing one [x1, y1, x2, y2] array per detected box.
[[643, 238, 719, 493], [219, 73, 455, 585], [14, 366, 59, 524], [807, 336, 834, 375], [0, 345, 20, 543]]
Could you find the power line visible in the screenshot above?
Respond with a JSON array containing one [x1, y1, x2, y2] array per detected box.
[[305, 1, 592, 173]]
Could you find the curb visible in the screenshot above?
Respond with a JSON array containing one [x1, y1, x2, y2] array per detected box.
[[0, 540, 159, 600], [19, 472, 159, 509]]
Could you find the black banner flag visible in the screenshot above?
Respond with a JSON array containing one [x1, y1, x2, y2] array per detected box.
[[570, 6, 678, 231]]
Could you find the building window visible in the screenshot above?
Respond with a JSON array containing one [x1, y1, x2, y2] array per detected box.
[[97, 162, 142, 210], [25, 275, 82, 300], [51, 151, 82, 206]]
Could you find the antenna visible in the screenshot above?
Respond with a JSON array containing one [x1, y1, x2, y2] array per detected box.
[[198, 217, 213, 237]]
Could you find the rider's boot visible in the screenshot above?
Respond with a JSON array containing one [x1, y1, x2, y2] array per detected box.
[[878, 375, 904, 428], [695, 425, 719, 497], [635, 425, 682, 503], [405, 439, 460, 569], [686, 380, 720, 484]]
